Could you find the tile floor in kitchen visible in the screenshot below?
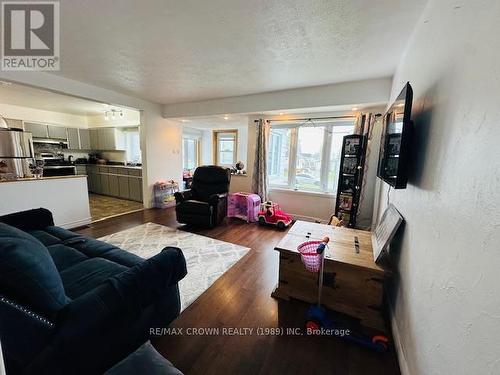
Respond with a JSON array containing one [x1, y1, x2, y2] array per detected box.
[[89, 193, 144, 222]]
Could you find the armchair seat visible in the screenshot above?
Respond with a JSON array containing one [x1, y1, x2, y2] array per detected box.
[[175, 166, 231, 228], [180, 200, 213, 215]]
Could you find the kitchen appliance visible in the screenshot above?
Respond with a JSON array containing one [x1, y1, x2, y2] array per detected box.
[[38, 152, 76, 177], [0, 119, 34, 179]]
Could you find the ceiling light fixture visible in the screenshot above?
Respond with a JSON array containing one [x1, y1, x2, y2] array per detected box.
[[104, 109, 123, 120], [352, 107, 359, 111], [223, 115, 229, 120], [279, 112, 285, 116]]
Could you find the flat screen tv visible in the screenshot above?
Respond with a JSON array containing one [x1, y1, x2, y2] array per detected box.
[[377, 82, 413, 189]]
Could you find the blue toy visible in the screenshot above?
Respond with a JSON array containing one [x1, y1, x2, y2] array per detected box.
[[297, 237, 389, 352]]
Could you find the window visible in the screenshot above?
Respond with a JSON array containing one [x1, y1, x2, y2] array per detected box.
[[123, 128, 141, 164], [268, 120, 355, 193], [214, 130, 237, 167], [182, 137, 200, 170]]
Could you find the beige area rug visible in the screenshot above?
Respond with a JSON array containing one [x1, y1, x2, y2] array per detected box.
[[99, 222, 250, 310]]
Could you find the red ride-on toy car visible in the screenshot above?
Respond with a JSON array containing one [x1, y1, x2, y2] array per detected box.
[[258, 201, 293, 229]]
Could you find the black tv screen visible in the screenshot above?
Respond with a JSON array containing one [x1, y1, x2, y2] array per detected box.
[[377, 82, 413, 189]]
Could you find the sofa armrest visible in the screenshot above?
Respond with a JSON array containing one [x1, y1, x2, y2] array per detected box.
[[0, 208, 54, 231], [208, 192, 227, 205], [26, 247, 187, 374], [0, 295, 55, 371], [60, 247, 186, 330], [174, 189, 192, 203]]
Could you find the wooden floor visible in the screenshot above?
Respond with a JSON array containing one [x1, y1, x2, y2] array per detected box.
[[76, 208, 401, 375]]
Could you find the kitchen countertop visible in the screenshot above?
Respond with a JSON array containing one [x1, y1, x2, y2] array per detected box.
[[76, 164, 142, 170], [0, 175, 87, 184]]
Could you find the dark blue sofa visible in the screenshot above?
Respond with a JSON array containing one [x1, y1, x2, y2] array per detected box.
[[0, 208, 187, 374]]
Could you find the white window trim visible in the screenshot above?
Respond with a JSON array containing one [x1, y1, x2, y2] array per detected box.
[[268, 120, 355, 196], [182, 136, 201, 170]]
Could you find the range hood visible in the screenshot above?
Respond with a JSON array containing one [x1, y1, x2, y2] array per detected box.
[[32, 138, 68, 145]]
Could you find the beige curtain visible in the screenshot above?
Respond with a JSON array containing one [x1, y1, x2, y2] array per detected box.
[[354, 113, 376, 225], [252, 119, 270, 201]]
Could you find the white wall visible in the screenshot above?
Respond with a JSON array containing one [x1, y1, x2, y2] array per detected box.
[[0, 177, 91, 228], [0, 71, 182, 208], [0, 102, 88, 128], [373, 1, 500, 374]]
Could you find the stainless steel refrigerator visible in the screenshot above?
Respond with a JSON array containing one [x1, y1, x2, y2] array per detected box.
[[0, 126, 34, 179]]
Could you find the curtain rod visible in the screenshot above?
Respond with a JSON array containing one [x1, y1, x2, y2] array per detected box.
[[255, 115, 357, 123]]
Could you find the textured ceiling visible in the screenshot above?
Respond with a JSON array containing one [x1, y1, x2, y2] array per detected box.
[[55, 0, 427, 104]]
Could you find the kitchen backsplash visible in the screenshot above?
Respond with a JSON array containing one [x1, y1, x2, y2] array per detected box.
[[33, 143, 126, 163]]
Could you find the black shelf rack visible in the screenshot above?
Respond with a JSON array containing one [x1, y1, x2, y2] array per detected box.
[[334, 134, 367, 228]]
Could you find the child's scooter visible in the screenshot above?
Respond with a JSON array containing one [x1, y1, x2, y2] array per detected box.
[[297, 237, 389, 353]]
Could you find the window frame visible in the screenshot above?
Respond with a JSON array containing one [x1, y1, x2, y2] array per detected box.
[[122, 127, 142, 164], [182, 136, 201, 171], [268, 120, 355, 194], [213, 129, 238, 167]]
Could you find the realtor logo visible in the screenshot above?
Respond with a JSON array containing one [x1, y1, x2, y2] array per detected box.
[[1, 1, 60, 70]]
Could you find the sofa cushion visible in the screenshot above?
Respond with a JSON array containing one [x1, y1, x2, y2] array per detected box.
[[60, 258, 128, 299], [177, 200, 213, 215], [39, 226, 144, 268], [46, 244, 89, 272], [0, 223, 69, 316]]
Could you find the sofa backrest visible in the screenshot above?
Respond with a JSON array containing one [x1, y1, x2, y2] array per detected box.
[[0, 223, 69, 317], [0, 208, 54, 232], [191, 166, 231, 201]]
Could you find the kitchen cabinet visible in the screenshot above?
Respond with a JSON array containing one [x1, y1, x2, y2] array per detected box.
[[79, 129, 91, 149], [128, 177, 143, 202], [109, 175, 119, 197], [24, 122, 48, 138], [87, 165, 142, 202], [5, 118, 23, 129], [96, 128, 125, 151], [67, 128, 79, 149], [118, 176, 130, 199], [100, 174, 110, 195], [89, 129, 99, 149], [47, 125, 67, 140], [75, 165, 87, 175]]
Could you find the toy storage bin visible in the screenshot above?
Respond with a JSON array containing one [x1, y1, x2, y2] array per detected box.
[[154, 180, 179, 208], [227, 192, 261, 222]]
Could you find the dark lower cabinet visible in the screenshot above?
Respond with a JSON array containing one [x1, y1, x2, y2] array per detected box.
[[85, 166, 143, 203], [118, 176, 130, 199], [109, 175, 119, 197], [128, 177, 143, 202], [100, 174, 110, 195]]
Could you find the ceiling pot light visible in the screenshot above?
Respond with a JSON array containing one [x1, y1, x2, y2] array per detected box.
[[223, 115, 229, 120]]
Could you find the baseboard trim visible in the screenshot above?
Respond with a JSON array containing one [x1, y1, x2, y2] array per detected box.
[[290, 213, 326, 223], [63, 217, 92, 229], [389, 303, 410, 375]]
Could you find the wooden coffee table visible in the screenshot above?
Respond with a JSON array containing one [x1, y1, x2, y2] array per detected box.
[[272, 220, 391, 332]]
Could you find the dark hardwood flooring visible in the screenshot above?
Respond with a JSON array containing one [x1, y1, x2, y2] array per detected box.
[[76, 208, 401, 375]]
